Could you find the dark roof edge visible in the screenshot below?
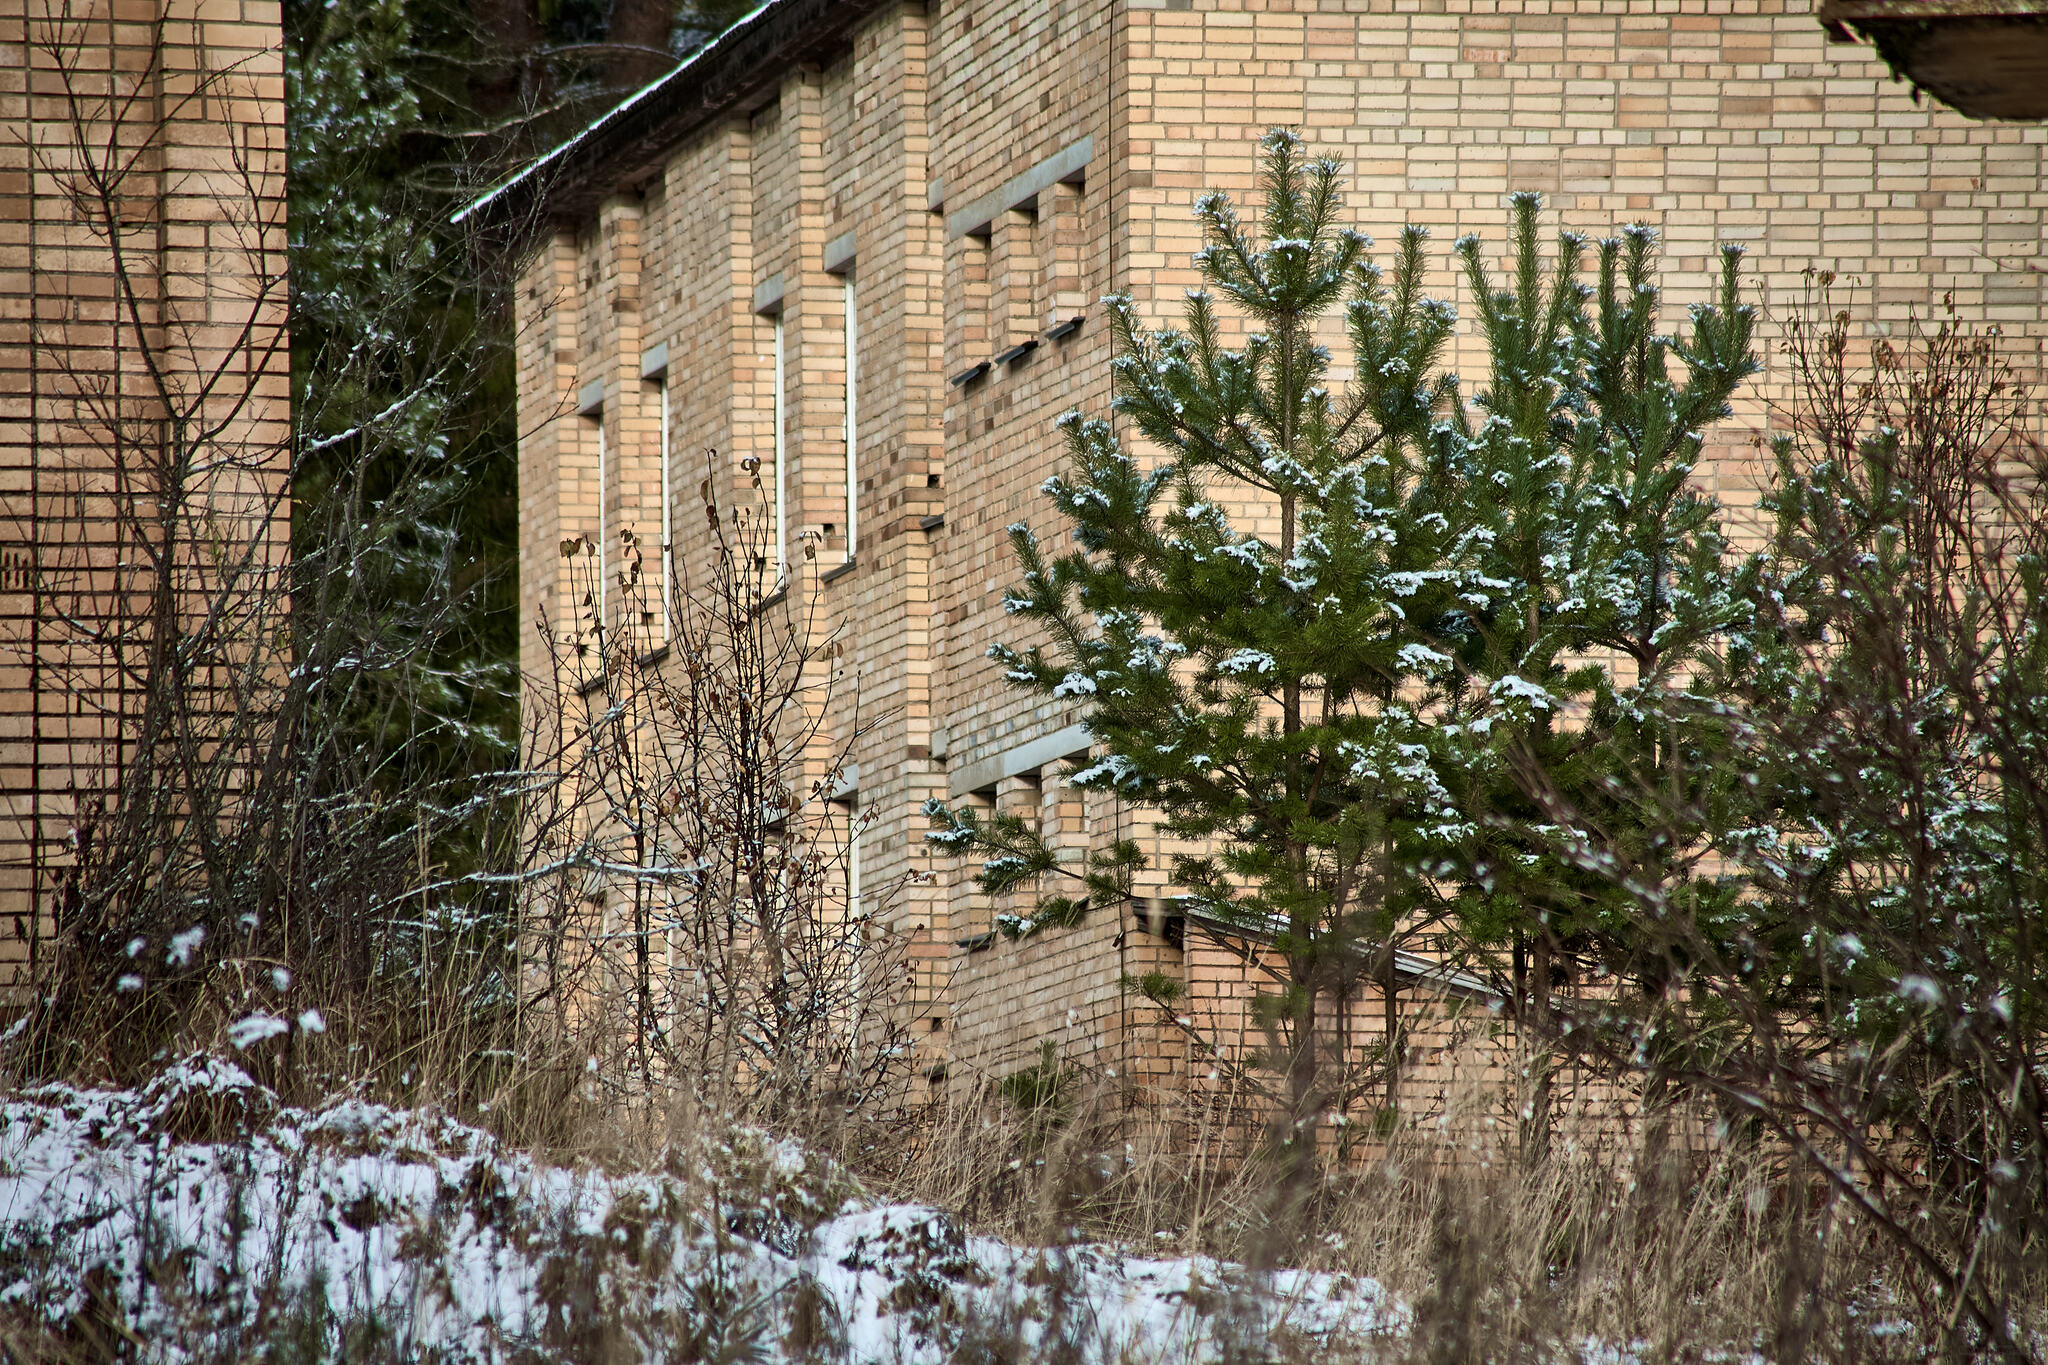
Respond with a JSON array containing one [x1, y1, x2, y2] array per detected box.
[[454, 0, 893, 238]]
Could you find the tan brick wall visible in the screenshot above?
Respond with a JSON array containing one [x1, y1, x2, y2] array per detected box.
[[1114, 0, 2048, 527], [517, 0, 2047, 1113], [0, 0, 288, 987]]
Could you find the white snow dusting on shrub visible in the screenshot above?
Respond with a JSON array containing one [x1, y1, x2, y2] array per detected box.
[[225, 1013, 292, 1051]]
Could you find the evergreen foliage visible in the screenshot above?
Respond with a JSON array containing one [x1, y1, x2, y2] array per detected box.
[[1421, 199, 1758, 1155], [927, 132, 1759, 1161], [287, 0, 521, 898]]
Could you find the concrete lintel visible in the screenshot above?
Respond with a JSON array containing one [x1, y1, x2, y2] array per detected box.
[[823, 229, 857, 274], [752, 272, 785, 314], [948, 722, 1091, 798], [946, 135, 1091, 240], [639, 342, 668, 380], [576, 378, 605, 415], [1177, 904, 1502, 1003]]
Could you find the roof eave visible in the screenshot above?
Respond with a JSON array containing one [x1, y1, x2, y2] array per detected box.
[[454, 0, 892, 241]]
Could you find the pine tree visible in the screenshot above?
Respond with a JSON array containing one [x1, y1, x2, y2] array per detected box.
[[1523, 281, 2048, 1357], [930, 132, 1463, 1172], [927, 134, 1757, 1174], [1423, 200, 1757, 1157]]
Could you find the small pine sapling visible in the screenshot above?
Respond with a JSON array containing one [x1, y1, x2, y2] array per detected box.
[[928, 138, 1759, 1181], [928, 131, 1466, 1175], [1423, 197, 1757, 1158]]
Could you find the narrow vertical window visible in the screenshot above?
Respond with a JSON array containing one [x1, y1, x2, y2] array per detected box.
[[640, 343, 672, 646], [846, 796, 862, 919], [659, 378, 672, 639], [575, 377, 606, 639], [597, 421, 608, 629], [843, 271, 857, 564], [773, 311, 788, 587]]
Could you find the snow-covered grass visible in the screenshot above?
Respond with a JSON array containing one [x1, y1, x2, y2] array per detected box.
[[0, 1057, 1405, 1363]]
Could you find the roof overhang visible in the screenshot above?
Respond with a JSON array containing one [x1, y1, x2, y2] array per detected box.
[[455, 0, 895, 244], [1821, 0, 2048, 119]]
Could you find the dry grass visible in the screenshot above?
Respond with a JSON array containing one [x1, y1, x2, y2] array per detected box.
[[3, 993, 2041, 1364], [790, 1056, 2039, 1364]]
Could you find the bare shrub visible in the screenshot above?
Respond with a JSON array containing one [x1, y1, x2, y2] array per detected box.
[[5, 0, 293, 1075], [504, 457, 917, 1152], [4, 0, 528, 1113]]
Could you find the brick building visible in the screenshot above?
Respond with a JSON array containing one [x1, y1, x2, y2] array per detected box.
[[0, 0, 289, 985], [471, 0, 2048, 1121]]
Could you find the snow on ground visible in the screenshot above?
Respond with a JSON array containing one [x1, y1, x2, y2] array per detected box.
[[0, 1057, 1405, 1362]]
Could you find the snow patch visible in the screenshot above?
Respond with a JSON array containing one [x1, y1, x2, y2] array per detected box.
[[0, 1071, 1406, 1364]]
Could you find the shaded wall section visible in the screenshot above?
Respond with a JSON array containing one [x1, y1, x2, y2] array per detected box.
[[0, 0, 289, 987]]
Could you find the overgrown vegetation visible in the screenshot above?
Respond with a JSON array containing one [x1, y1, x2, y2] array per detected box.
[[1535, 280, 2048, 1359], [927, 131, 1759, 1169], [930, 133, 2046, 1358], [4, 1, 2044, 1345], [7, 0, 770, 1084], [511, 467, 915, 1130]]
